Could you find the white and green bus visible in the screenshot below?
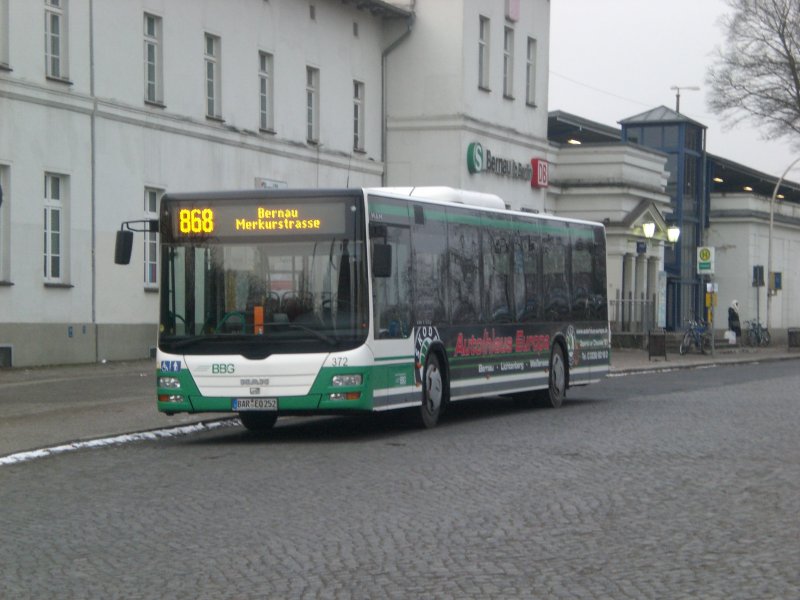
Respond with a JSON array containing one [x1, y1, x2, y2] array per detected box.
[[118, 186, 610, 431]]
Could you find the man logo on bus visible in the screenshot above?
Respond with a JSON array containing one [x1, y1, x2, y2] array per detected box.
[[467, 142, 484, 174]]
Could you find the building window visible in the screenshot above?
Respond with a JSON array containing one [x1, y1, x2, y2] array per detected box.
[[525, 37, 537, 106], [205, 33, 221, 118], [0, 0, 9, 68], [503, 27, 514, 98], [353, 80, 364, 151], [144, 13, 163, 104], [0, 166, 9, 281], [259, 51, 274, 131], [478, 16, 490, 90], [306, 66, 319, 143], [144, 188, 162, 287], [45, 0, 68, 80], [43, 173, 66, 282]]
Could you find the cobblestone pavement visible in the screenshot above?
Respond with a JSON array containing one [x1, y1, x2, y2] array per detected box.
[[1, 360, 799, 598], [1, 345, 796, 459]]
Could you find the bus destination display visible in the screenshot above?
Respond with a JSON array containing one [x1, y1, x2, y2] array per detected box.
[[169, 200, 347, 239]]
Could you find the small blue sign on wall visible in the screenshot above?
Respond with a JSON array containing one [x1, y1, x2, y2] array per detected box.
[[770, 271, 782, 291]]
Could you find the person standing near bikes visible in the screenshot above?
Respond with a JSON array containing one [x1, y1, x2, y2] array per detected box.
[[728, 299, 742, 344]]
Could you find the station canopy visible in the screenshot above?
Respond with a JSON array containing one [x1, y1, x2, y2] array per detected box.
[[547, 110, 800, 205]]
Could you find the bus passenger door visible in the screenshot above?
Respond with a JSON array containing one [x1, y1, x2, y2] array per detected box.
[[368, 197, 415, 409]]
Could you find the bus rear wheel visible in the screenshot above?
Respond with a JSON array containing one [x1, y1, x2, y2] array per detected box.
[[419, 352, 445, 428], [239, 412, 278, 433], [538, 345, 566, 408]]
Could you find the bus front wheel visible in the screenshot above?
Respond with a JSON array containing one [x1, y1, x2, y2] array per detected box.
[[419, 352, 446, 428], [239, 412, 278, 433]]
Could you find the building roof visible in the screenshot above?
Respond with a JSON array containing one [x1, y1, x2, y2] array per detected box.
[[708, 154, 800, 203], [342, 0, 413, 18], [548, 110, 800, 204], [548, 110, 621, 145], [619, 105, 706, 129]]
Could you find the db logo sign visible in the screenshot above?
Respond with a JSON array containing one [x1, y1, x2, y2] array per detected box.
[[531, 159, 548, 188], [467, 142, 484, 174]]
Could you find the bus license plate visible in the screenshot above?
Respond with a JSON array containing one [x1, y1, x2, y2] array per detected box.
[[233, 398, 277, 411]]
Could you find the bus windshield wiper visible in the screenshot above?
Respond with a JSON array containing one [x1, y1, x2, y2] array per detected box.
[[165, 328, 337, 349], [279, 323, 338, 346], [167, 334, 263, 350]]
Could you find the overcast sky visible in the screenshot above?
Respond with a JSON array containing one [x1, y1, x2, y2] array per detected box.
[[548, 0, 797, 178]]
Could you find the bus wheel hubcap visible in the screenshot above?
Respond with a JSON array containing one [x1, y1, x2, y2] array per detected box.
[[426, 367, 442, 413], [552, 353, 564, 396]]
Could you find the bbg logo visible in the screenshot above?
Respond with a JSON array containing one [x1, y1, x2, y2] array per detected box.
[[467, 142, 484, 174], [212, 363, 235, 374]]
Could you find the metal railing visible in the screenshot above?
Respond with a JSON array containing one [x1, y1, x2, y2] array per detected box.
[[609, 291, 656, 334]]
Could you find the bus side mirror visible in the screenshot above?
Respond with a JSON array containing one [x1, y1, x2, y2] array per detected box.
[[373, 244, 392, 278], [115, 230, 134, 265]]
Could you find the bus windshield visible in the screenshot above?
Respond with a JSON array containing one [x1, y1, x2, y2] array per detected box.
[[158, 194, 368, 357]]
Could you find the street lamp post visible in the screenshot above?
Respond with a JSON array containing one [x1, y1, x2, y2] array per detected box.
[[767, 156, 800, 331]]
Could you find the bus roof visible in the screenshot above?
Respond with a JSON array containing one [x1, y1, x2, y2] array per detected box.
[[365, 186, 604, 229], [158, 187, 604, 229], [368, 186, 506, 210]]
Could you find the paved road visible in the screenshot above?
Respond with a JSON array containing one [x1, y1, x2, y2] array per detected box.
[[2, 360, 799, 598]]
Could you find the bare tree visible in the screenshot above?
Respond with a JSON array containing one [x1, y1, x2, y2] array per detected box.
[[707, 0, 800, 143]]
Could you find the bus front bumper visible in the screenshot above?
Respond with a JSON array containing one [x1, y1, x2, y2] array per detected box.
[[156, 368, 374, 415]]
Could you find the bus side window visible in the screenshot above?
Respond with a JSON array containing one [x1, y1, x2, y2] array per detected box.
[[514, 218, 541, 322], [592, 227, 608, 320], [483, 215, 514, 323], [542, 227, 570, 321], [411, 204, 448, 325], [570, 229, 593, 320], [447, 207, 482, 324]]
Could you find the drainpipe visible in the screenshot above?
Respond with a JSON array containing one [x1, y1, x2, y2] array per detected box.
[[381, 6, 415, 186], [89, 0, 98, 361]]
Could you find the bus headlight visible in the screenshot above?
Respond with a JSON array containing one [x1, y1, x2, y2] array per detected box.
[[329, 392, 361, 401], [159, 376, 181, 389], [331, 374, 362, 387]]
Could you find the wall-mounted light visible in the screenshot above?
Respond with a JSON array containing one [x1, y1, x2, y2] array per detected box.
[[777, 193, 785, 199], [743, 186, 753, 192], [667, 225, 681, 244], [642, 222, 655, 239], [567, 138, 581, 145], [713, 177, 724, 183]]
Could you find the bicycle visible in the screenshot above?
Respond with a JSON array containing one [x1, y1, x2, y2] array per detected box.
[[744, 319, 771, 347], [679, 318, 711, 355]]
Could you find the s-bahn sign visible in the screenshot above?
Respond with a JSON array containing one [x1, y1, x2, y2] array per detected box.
[[467, 142, 548, 188]]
